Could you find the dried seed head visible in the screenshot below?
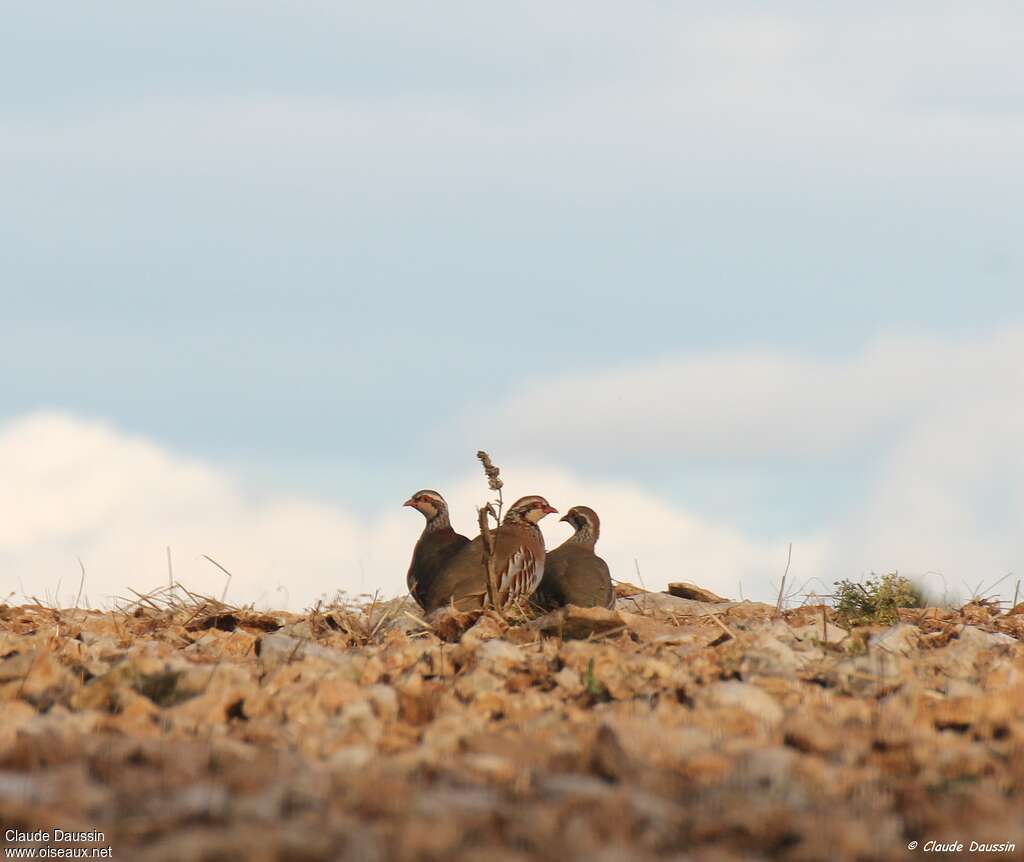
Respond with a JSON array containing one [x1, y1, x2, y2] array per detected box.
[[476, 450, 504, 491]]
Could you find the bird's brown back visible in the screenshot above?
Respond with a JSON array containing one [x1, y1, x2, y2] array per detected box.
[[535, 542, 614, 609], [408, 527, 470, 610], [421, 534, 487, 612]]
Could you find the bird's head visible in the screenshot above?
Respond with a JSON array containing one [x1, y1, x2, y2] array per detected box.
[[505, 495, 558, 525], [560, 505, 600, 542], [403, 489, 448, 521]]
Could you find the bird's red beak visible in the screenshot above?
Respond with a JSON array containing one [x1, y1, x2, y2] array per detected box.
[[403, 498, 416, 508], [543, 505, 558, 515]]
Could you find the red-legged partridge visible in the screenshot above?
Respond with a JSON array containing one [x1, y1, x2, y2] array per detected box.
[[535, 505, 615, 609], [403, 490, 470, 611], [422, 495, 557, 613]]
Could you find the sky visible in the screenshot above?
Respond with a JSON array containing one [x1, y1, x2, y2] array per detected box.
[[1, 2, 1022, 609]]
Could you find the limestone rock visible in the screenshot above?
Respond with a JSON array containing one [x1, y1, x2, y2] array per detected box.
[[869, 623, 921, 656], [529, 606, 625, 640], [666, 582, 731, 603], [701, 680, 784, 726], [789, 619, 849, 645]]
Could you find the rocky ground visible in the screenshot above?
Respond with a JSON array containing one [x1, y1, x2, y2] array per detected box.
[[1, 584, 1023, 862]]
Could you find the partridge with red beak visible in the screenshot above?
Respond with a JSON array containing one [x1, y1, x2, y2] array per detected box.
[[535, 506, 615, 609], [403, 490, 471, 611], [421, 495, 557, 613]]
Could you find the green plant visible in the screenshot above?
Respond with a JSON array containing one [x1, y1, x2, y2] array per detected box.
[[833, 573, 925, 626], [583, 658, 606, 697]]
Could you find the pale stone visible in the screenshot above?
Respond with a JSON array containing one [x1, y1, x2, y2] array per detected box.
[[869, 624, 921, 656], [703, 680, 784, 726]]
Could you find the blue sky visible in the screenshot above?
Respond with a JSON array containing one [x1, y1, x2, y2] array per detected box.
[[2, 3, 1022, 607]]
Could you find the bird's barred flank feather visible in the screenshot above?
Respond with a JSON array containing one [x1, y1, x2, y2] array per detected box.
[[499, 545, 543, 606]]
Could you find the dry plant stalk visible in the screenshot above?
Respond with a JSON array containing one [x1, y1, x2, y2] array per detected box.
[[476, 451, 505, 616], [477, 449, 504, 517], [775, 542, 793, 616], [478, 502, 502, 616], [704, 610, 734, 641]]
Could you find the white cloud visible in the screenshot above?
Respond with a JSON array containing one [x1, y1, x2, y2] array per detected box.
[[474, 326, 1024, 463], [0, 413, 403, 609], [0, 412, 800, 610], [472, 325, 1024, 597], [826, 385, 1024, 594], [3, 323, 1020, 614]]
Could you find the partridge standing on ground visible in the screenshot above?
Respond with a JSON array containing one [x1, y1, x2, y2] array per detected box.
[[535, 505, 615, 609], [403, 490, 471, 611], [422, 495, 557, 613]]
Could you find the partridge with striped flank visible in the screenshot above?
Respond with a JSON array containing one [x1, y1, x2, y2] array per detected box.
[[421, 495, 557, 613]]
